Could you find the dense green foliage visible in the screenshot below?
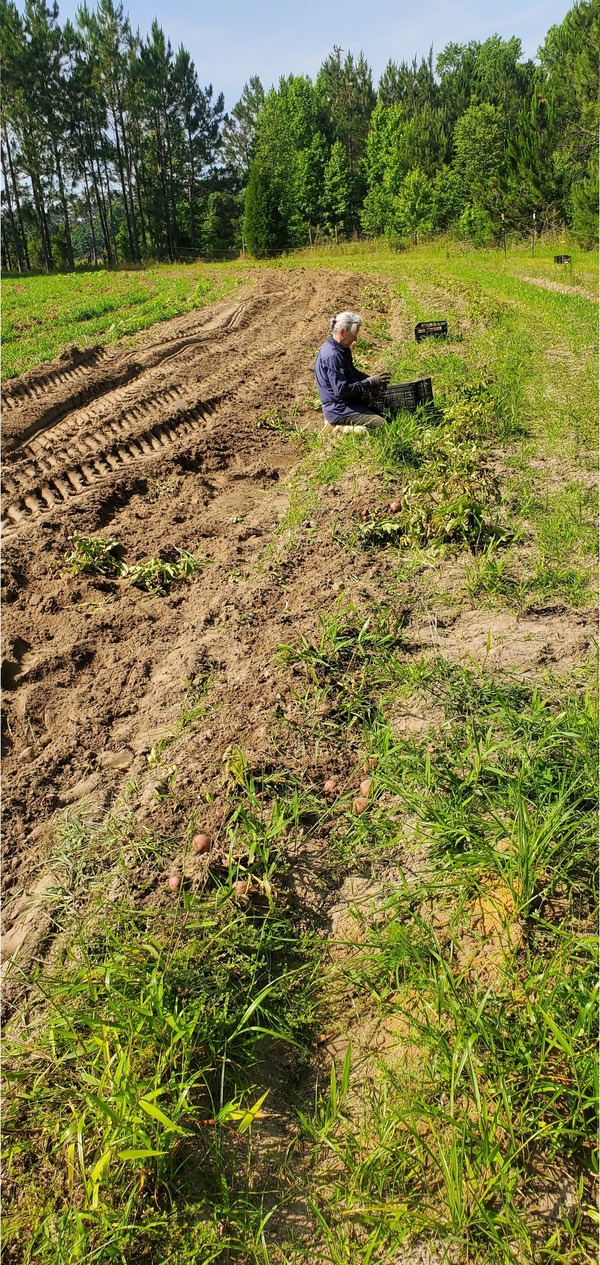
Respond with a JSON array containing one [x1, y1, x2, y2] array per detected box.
[[1, 1, 598, 270]]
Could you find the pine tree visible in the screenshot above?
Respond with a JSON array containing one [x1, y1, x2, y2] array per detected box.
[[322, 140, 352, 239], [221, 76, 264, 180], [243, 158, 286, 257]]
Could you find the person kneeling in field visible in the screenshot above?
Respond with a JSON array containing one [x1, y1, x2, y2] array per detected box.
[[314, 311, 390, 433]]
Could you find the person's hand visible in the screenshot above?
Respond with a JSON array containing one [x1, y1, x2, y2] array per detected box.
[[369, 372, 391, 391]]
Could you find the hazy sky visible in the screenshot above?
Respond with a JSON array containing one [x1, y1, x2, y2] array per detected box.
[[50, 0, 572, 109]]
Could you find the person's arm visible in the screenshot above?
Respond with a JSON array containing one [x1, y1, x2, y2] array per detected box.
[[325, 355, 370, 402]]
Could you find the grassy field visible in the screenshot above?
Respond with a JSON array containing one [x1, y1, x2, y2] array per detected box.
[[2, 239, 598, 1264], [1, 263, 246, 379]]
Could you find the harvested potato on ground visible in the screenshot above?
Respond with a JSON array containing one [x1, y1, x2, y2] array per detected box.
[[353, 795, 368, 814], [192, 833, 211, 854], [168, 872, 181, 891], [360, 778, 372, 797]]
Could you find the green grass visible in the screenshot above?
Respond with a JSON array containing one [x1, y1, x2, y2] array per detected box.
[[1, 262, 246, 379], [2, 784, 323, 1264], [292, 674, 598, 1264]]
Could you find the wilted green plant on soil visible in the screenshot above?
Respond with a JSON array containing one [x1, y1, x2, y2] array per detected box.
[[61, 535, 206, 595], [127, 548, 204, 594], [62, 532, 127, 576]]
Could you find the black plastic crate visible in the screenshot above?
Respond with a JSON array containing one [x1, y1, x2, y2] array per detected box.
[[382, 378, 434, 416], [415, 320, 448, 342], [554, 255, 571, 264]]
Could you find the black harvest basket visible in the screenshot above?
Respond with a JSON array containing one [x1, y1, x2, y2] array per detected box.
[[554, 255, 571, 264], [382, 378, 434, 416], [415, 320, 448, 342]]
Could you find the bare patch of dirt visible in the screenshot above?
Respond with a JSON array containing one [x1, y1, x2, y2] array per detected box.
[[516, 273, 598, 301], [412, 605, 596, 675]]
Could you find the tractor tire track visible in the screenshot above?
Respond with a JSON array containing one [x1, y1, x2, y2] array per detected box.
[[1, 397, 222, 532], [0, 271, 336, 539]]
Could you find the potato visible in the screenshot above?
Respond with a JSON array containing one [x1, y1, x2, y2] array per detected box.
[[192, 833, 211, 854], [234, 879, 249, 898], [353, 795, 368, 814], [389, 499, 402, 513], [323, 777, 338, 794], [359, 778, 372, 797], [168, 872, 180, 891], [367, 755, 378, 769]]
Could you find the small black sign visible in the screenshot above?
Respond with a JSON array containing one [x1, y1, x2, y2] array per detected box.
[[554, 255, 572, 264], [415, 320, 448, 343]]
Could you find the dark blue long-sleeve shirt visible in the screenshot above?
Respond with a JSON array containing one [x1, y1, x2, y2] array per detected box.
[[314, 336, 370, 423]]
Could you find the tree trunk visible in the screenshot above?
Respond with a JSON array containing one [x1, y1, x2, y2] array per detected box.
[[31, 170, 54, 270], [187, 130, 196, 253], [132, 157, 149, 256], [102, 153, 119, 262], [163, 109, 179, 259], [117, 102, 140, 261], [81, 159, 99, 265], [51, 138, 75, 269], [1, 144, 24, 271], [3, 125, 30, 269], [89, 149, 114, 265], [112, 110, 136, 260], [155, 113, 174, 260], [138, 151, 157, 256], [2, 231, 14, 271]]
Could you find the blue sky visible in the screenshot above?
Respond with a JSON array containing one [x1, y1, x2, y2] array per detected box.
[[52, 0, 572, 109]]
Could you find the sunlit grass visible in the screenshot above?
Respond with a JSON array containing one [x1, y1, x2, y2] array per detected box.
[[1, 262, 246, 378]]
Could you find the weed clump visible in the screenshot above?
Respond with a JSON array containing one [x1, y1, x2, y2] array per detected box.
[[61, 534, 206, 595], [62, 532, 127, 577]]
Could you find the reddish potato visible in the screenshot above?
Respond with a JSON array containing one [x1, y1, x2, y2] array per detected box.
[[367, 756, 378, 769], [353, 795, 368, 814], [360, 778, 372, 797], [388, 499, 402, 514], [233, 879, 249, 898], [323, 777, 338, 794], [192, 833, 211, 854], [168, 872, 181, 891]]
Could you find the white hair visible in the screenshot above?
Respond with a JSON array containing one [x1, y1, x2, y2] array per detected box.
[[329, 310, 362, 336]]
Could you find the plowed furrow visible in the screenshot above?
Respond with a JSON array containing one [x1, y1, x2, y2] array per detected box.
[[19, 386, 189, 464], [1, 400, 220, 534], [4, 364, 145, 453], [2, 348, 109, 410]]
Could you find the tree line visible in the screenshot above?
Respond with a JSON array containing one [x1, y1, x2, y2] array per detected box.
[[1, 0, 597, 271]]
